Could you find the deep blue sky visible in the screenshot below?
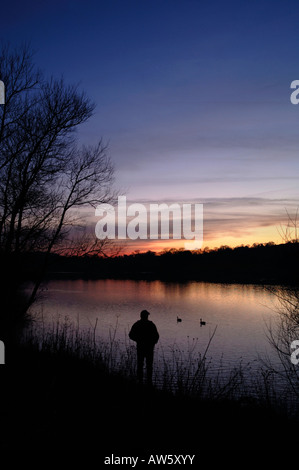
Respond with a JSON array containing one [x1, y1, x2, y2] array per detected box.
[[1, 0, 299, 250]]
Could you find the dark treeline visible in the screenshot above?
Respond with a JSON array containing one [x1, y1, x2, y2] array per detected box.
[[22, 241, 299, 285]]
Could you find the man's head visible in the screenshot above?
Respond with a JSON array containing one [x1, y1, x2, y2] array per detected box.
[[140, 310, 150, 320]]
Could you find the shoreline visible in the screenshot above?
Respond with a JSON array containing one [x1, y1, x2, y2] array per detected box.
[[43, 271, 297, 287]]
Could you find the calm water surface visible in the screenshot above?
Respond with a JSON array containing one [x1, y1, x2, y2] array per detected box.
[[33, 279, 280, 372]]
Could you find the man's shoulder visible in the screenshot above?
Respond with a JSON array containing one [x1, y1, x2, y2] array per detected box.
[[132, 319, 156, 328], [143, 320, 155, 326]]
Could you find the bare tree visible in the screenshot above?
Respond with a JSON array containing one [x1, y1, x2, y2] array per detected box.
[[0, 44, 116, 319], [265, 286, 299, 401], [263, 209, 299, 403], [277, 208, 299, 244]]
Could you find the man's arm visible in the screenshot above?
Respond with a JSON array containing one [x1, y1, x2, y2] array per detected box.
[[129, 322, 138, 342], [152, 324, 159, 344]]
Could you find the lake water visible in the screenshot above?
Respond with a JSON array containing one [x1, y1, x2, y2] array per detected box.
[[32, 279, 282, 384]]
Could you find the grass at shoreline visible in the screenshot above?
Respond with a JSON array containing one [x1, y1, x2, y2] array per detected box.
[[0, 318, 298, 451]]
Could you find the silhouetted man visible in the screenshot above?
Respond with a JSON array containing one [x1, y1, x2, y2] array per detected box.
[[129, 310, 159, 385]]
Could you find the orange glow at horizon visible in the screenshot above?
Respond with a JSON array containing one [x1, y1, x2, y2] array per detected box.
[[119, 225, 283, 255]]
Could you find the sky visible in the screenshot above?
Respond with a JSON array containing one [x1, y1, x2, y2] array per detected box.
[[1, 0, 299, 252]]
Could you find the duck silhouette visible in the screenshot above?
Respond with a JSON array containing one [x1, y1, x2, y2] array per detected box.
[[177, 316, 182, 323], [200, 318, 206, 326]]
